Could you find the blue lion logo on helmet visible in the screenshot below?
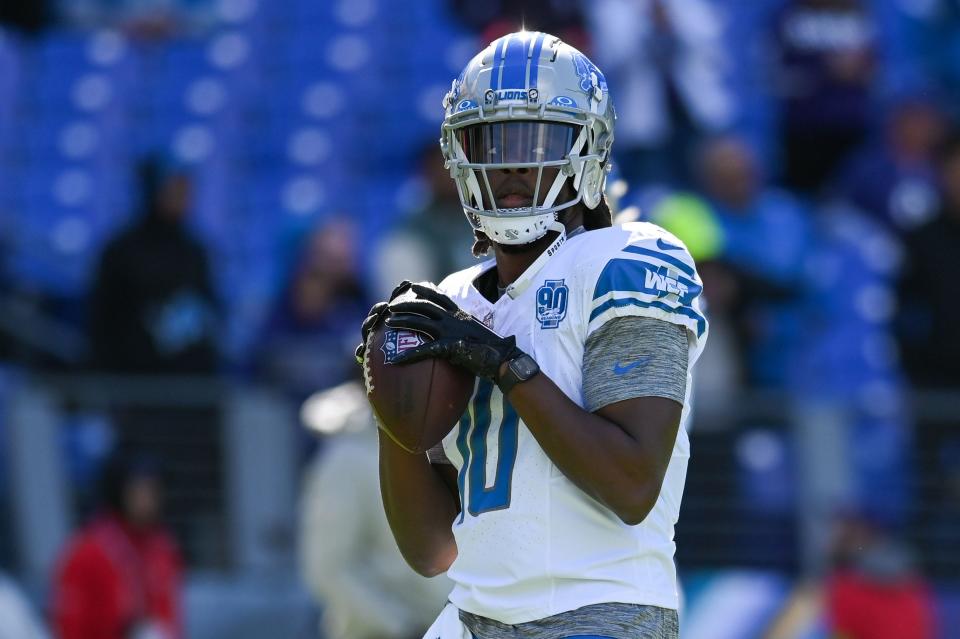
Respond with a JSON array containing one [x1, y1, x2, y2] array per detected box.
[[572, 52, 608, 96], [447, 70, 466, 108]]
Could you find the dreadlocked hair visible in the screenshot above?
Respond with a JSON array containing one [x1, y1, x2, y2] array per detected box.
[[470, 193, 614, 257]]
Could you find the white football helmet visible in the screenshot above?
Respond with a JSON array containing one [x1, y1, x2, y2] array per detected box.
[[441, 31, 616, 246]]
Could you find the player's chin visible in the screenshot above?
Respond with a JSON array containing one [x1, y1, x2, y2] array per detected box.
[[496, 240, 544, 254], [494, 228, 562, 254]]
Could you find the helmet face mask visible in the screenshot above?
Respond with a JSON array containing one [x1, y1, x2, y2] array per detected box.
[[441, 31, 615, 247]]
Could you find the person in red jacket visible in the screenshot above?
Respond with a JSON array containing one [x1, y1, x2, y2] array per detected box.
[[825, 514, 937, 639], [52, 453, 183, 639]]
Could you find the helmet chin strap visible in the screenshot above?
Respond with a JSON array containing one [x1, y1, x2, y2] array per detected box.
[[504, 220, 568, 299]]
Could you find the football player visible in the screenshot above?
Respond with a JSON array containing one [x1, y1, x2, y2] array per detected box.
[[359, 31, 708, 639]]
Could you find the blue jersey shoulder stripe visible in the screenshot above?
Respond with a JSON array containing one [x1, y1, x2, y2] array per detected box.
[[593, 258, 702, 304], [499, 33, 528, 90], [528, 32, 546, 89], [589, 297, 707, 337], [623, 245, 695, 277], [490, 37, 507, 90]]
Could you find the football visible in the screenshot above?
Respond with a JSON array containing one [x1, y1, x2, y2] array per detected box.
[[363, 323, 475, 454]]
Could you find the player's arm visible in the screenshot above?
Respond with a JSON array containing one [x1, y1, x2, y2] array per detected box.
[[358, 283, 461, 577], [507, 384, 678, 524], [501, 316, 686, 524], [378, 434, 460, 576], [385, 284, 690, 525]]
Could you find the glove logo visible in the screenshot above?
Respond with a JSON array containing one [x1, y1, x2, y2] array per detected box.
[[381, 329, 426, 364], [535, 279, 569, 329]]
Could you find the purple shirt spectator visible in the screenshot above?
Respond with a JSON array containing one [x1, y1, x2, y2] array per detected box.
[[834, 98, 944, 233], [774, 0, 878, 193]]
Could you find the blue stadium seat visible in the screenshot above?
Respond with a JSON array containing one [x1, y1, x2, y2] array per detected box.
[[10, 195, 100, 295], [0, 30, 23, 147], [246, 176, 285, 222], [0, 161, 25, 216], [0, 2, 483, 345], [36, 31, 92, 72]]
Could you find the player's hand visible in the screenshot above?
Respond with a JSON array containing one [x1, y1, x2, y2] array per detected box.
[[355, 280, 414, 364], [384, 283, 524, 380]]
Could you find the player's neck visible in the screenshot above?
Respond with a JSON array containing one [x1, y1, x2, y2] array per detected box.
[[492, 212, 584, 288], [492, 233, 555, 288]]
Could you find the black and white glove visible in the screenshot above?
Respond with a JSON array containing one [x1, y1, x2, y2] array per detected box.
[[354, 280, 414, 363], [384, 283, 524, 381]]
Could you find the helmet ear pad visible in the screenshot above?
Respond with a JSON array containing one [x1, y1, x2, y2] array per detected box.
[[581, 158, 604, 210]]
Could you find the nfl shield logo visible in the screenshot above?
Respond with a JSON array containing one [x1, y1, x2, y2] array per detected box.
[[536, 279, 569, 329], [380, 329, 425, 364]]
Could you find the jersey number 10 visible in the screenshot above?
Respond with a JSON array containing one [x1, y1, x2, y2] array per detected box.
[[455, 379, 520, 520]]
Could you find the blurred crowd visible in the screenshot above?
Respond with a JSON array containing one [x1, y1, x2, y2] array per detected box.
[[1, 0, 959, 638]]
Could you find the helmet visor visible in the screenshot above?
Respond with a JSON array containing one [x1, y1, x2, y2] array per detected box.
[[456, 121, 577, 164]]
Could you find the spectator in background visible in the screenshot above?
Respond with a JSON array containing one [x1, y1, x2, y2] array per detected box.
[[898, 131, 960, 388], [299, 381, 452, 639], [52, 453, 183, 639], [448, 0, 588, 51], [774, 0, 878, 194], [87, 159, 223, 568], [692, 136, 811, 388], [926, 437, 960, 582], [834, 96, 945, 233], [896, 129, 960, 573], [0, 0, 51, 34], [879, 0, 960, 111], [255, 219, 368, 400], [57, 0, 215, 37], [586, 0, 737, 188], [826, 514, 936, 639], [371, 146, 476, 300], [89, 159, 219, 375], [635, 136, 811, 415]]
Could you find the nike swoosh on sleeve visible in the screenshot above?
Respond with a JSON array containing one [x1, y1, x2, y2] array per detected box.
[[656, 238, 684, 251], [613, 357, 651, 374]]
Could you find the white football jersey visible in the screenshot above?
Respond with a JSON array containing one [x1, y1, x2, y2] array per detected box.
[[433, 222, 708, 625]]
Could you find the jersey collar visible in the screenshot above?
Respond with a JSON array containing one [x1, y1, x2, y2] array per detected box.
[[504, 222, 578, 299]]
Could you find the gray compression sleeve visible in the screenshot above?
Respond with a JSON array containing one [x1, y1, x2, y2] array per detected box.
[[583, 316, 688, 412]]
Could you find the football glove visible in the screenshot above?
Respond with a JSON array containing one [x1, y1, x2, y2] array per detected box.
[[354, 280, 414, 364], [384, 283, 524, 381]]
